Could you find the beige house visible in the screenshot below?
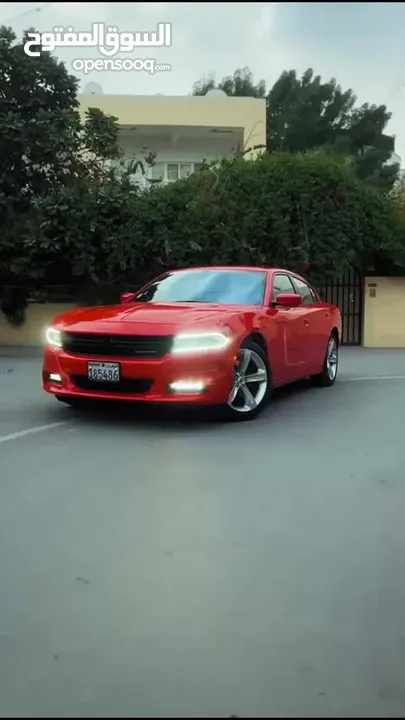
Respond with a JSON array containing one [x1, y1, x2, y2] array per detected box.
[[78, 91, 267, 186]]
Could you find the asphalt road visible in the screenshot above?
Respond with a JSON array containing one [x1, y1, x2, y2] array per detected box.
[[1, 348, 405, 718]]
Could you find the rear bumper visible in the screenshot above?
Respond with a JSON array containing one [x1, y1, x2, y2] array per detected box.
[[42, 346, 235, 405]]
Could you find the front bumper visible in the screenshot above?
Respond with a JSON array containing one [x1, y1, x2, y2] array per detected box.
[[42, 345, 235, 405]]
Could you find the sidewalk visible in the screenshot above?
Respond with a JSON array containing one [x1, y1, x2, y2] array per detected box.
[[0, 345, 43, 359]]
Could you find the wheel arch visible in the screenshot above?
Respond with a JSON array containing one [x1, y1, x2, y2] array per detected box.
[[242, 332, 269, 357], [331, 326, 340, 344]]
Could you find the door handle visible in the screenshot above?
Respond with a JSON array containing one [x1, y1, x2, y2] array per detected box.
[[304, 319, 310, 327]]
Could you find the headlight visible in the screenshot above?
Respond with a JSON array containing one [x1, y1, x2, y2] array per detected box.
[[45, 327, 62, 348], [171, 332, 231, 354]]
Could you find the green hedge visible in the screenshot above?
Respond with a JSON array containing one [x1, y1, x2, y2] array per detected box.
[[2, 152, 405, 294]]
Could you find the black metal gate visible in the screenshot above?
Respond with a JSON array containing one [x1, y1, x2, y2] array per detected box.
[[319, 266, 364, 345]]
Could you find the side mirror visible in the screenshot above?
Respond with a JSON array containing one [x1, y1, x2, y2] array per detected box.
[[121, 292, 135, 304], [274, 292, 302, 308]]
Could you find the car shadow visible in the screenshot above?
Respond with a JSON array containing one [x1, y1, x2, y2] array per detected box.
[[60, 378, 315, 431]]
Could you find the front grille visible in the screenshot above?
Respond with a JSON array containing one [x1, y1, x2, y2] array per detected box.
[[71, 375, 153, 395], [62, 332, 173, 359]]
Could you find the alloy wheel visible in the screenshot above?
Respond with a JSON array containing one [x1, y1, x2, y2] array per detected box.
[[326, 337, 338, 381], [227, 348, 268, 414]]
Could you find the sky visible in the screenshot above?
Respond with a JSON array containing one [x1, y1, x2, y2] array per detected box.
[[1, 1, 404, 162]]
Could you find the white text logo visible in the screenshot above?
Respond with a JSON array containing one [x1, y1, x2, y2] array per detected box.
[[72, 58, 172, 75], [24, 23, 172, 57]]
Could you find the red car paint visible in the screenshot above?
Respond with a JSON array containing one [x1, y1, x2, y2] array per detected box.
[[42, 267, 341, 405]]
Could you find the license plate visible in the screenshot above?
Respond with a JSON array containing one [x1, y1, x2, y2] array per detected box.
[[87, 362, 120, 382]]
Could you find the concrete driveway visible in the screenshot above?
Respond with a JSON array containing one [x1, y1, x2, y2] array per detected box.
[[1, 348, 405, 718]]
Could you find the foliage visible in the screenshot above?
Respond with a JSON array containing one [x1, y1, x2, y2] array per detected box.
[[0, 25, 123, 283], [143, 152, 405, 282], [192, 66, 399, 191], [1, 29, 405, 315], [6, 170, 137, 283], [6, 152, 404, 297], [192, 67, 266, 99], [0, 26, 121, 198]]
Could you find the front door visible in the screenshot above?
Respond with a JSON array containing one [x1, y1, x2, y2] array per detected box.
[[289, 275, 327, 372], [267, 273, 310, 382]]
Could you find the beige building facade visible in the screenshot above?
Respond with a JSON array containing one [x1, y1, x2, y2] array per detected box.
[[78, 92, 267, 185]]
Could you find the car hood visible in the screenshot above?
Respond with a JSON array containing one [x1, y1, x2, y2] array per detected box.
[[53, 302, 246, 335]]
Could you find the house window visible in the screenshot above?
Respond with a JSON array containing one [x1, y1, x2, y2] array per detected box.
[[150, 162, 165, 181], [167, 164, 179, 181], [179, 163, 193, 179], [166, 162, 200, 182], [149, 162, 205, 184]]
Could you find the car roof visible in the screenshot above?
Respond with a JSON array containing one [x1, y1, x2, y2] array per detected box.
[[170, 266, 296, 275]]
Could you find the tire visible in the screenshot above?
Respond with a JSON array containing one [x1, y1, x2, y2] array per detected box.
[[221, 338, 272, 422], [310, 333, 339, 387]]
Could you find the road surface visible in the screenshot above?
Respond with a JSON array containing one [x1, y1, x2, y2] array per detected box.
[[1, 348, 405, 717]]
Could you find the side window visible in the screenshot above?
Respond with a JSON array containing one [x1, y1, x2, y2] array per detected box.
[[309, 286, 318, 302], [272, 274, 296, 302], [291, 277, 315, 306]]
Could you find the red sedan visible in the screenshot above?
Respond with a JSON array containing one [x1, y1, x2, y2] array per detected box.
[[43, 266, 342, 421]]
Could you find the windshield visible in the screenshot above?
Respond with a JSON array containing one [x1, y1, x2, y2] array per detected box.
[[133, 269, 267, 306]]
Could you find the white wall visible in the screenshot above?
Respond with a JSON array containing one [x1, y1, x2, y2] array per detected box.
[[118, 133, 239, 163]]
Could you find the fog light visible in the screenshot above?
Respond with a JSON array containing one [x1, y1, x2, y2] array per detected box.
[[49, 373, 62, 383], [169, 380, 205, 393]]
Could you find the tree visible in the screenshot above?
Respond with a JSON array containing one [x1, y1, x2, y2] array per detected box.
[[0, 25, 122, 283], [0, 26, 122, 200], [192, 66, 399, 190], [192, 67, 266, 98], [268, 69, 398, 190]]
